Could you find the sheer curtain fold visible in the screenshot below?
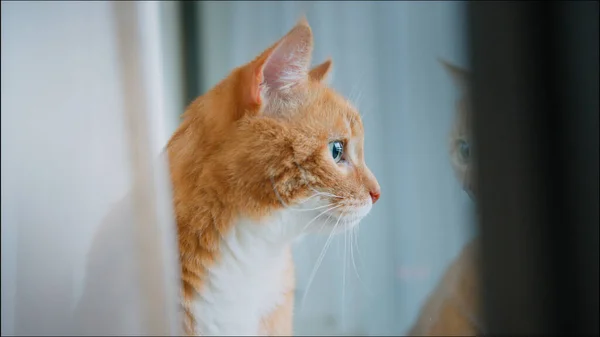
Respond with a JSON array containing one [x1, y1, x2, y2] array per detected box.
[[1, 2, 182, 335]]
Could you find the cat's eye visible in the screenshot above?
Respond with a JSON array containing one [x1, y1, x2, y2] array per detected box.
[[458, 139, 470, 162], [328, 140, 344, 163]]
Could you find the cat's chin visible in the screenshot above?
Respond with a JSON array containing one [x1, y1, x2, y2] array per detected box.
[[285, 196, 372, 237], [314, 203, 371, 235]]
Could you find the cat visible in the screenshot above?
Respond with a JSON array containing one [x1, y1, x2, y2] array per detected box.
[[407, 60, 483, 336], [444, 60, 476, 200], [166, 17, 380, 336]]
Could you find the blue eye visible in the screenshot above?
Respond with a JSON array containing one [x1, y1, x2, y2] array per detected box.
[[458, 139, 470, 162], [328, 141, 344, 163]]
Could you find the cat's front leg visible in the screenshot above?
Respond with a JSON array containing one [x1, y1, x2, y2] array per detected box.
[[259, 289, 295, 336], [195, 319, 261, 336], [192, 302, 262, 336]]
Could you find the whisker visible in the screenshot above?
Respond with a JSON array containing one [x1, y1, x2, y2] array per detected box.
[[271, 176, 340, 209], [350, 228, 361, 281], [350, 227, 365, 286], [308, 186, 343, 199], [348, 68, 367, 109], [289, 203, 338, 212], [317, 208, 338, 234], [342, 223, 348, 327], [293, 192, 327, 205], [320, 193, 344, 199], [301, 211, 344, 308], [351, 225, 372, 297], [353, 225, 364, 264], [300, 204, 342, 233]]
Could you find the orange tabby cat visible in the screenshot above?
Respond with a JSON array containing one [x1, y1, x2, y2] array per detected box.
[[408, 60, 483, 336], [167, 18, 380, 336]]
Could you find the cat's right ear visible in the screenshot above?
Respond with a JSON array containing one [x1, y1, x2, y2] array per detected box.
[[244, 18, 314, 112], [439, 58, 470, 92], [309, 58, 333, 83]]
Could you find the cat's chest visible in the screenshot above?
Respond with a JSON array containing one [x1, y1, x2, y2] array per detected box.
[[191, 217, 292, 335]]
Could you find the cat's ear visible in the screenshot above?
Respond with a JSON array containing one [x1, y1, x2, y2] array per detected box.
[[247, 17, 314, 108], [309, 58, 333, 83], [439, 58, 470, 92]]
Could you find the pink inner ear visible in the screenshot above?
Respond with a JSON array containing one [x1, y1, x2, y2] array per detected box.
[[261, 25, 313, 94]]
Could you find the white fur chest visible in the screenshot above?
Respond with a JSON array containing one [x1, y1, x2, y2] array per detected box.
[[191, 212, 296, 335]]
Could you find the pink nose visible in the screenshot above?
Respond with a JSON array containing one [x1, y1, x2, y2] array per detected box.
[[370, 190, 380, 204]]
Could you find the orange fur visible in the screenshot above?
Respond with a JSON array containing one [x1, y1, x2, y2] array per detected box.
[[408, 239, 482, 336], [167, 18, 379, 335]]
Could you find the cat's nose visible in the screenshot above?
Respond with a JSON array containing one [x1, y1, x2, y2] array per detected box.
[[369, 189, 381, 204], [363, 166, 380, 204]]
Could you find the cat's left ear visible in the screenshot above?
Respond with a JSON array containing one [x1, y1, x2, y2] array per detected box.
[[439, 58, 470, 92], [247, 17, 314, 109]]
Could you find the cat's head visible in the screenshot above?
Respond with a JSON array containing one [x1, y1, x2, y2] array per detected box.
[[441, 60, 475, 199], [171, 18, 380, 237]]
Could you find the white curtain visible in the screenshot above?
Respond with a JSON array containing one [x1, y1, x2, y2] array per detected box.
[[1, 2, 183, 335], [197, 1, 475, 335], [1, 1, 475, 336]]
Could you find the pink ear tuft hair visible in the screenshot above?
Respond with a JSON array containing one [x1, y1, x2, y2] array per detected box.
[[260, 19, 314, 94]]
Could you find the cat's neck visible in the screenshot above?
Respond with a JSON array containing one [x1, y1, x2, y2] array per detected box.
[[191, 210, 298, 335]]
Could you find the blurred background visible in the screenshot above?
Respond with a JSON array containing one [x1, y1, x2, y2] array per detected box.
[[1, 1, 597, 336]]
